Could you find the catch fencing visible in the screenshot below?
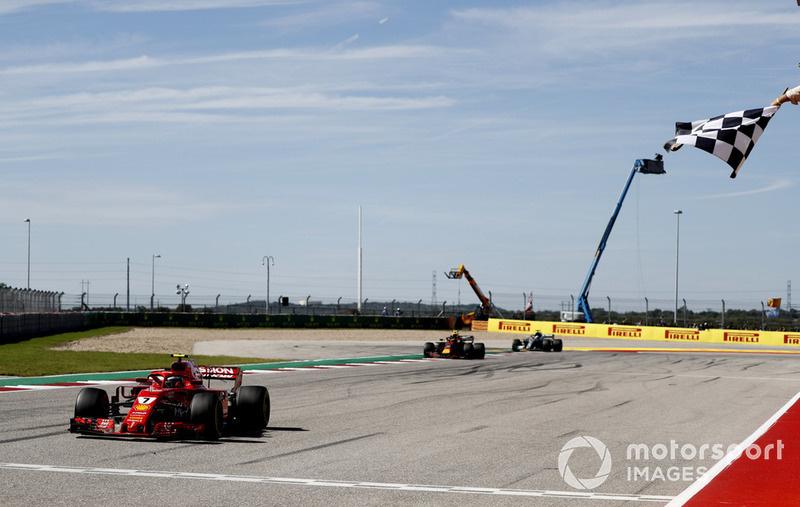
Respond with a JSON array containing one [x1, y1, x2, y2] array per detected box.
[[0, 287, 63, 313]]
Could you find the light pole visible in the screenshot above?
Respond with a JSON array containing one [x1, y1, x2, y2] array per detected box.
[[24, 219, 30, 289], [673, 210, 683, 325], [176, 284, 189, 310], [262, 256, 274, 314], [151, 254, 161, 309]]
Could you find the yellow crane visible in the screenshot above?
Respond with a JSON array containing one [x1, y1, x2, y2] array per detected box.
[[444, 264, 503, 327]]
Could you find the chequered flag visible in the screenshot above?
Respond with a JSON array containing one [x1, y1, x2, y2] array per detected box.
[[663, 106, 779, 178]]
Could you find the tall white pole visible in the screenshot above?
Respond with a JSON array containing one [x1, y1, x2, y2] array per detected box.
[[357, 205, 362, 314], [263, 255, 274, 314], [25, 219, 30, 289], [151, 254, 160, 310], [674, 210, 682, 325]]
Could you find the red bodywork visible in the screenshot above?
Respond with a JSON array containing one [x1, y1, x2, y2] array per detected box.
[[69, 356, 243, 439]]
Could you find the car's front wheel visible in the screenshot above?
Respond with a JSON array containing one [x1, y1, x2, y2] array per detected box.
[[190, 392, 223, 440], [74, 387, 109, 419]]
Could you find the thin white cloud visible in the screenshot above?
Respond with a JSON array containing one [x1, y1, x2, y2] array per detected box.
[[256, 1, 380, 30], [0, 0, 311, 16], [693, 179, 793, 199], [87, 0, 305, 13], [1, 55, 157, 75], [453, 2, 796, 32], [0, 180, 232, 226], [449, 2, 799, 59], [0, 0, 75, 16], [0, 86, 455, 128], [331, 34, 360, 52], [0, 45, 447, 75]]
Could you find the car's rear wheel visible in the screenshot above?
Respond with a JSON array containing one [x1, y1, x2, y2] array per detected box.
[[237, 385, 271, 429], [423, 342, 435, 358], [190, 392, 223, 440], [542, 339, 553, 352], [511, 339, 521, 352], [463, 342, 474, 359], [473, 342, 486, 359], [553, 339, 563, 352], [74, 387, 109, 419]]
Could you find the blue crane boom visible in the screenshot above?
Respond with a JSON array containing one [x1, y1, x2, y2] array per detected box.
[[575, 156, 665, 323]]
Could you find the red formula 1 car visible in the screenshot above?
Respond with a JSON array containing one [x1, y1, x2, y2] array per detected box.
[[69, 354, 270, 440], [423, 331, 486, 359]]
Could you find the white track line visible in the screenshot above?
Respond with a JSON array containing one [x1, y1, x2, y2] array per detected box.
[[0, 463, 673, 502], [2, 358, 441, 392]]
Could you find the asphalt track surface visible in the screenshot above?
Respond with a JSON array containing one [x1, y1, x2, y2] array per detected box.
[[3, 340, 800, 506]]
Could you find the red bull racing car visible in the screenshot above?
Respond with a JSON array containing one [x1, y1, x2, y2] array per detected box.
[[423, 331, 485, 359], [69, 354, 269, 440]]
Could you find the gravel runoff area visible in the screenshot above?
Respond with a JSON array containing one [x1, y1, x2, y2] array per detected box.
[[54, 328, 505, 356], [54, 327, 800, 360]]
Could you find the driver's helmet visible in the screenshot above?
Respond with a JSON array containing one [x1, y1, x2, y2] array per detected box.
[[164, 376, 184, 389]]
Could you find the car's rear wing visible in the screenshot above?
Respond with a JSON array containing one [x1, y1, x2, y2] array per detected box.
[[198, 365, 243, 391]]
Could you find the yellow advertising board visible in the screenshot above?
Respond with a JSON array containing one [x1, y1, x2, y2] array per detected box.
[[487, 318, 800, 348]]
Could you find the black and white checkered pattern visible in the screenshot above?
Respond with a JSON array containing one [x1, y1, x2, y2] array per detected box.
[[663, 106, 779, 178]]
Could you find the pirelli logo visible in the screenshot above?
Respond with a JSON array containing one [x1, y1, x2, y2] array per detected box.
[[723, 332, 759, 344], [664, 329, 700, 341], [608, 326, 642, 338], [553, 324, 586, 335], [784, 334, 800, 345], [496, 321, 532, 333]]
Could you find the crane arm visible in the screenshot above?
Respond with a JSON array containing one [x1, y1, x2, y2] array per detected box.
[[445, 264, 494, 314], [576, 157, 665, 323]]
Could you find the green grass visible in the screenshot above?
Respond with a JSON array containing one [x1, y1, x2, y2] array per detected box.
[[0, 327, 284, 377]]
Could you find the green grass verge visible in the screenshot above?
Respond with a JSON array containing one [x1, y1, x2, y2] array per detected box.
[[0, 327, 284, 377]]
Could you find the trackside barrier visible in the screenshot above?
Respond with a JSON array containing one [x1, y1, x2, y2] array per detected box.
[[487, 318, 800, 348], [1, 313, 457, 344], [84, 313, 455, 330], [0, 313, 86, 344]]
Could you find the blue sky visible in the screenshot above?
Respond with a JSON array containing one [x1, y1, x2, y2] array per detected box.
[[0, 0, 798, 313]]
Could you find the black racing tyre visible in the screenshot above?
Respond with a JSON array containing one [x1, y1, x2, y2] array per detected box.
[[462, 342, 474, 359], [473, 343, 486, 359], [423, 342, 435, 358], [74, 387, 109, 419], [511, 339, 521, 352], [553, 339, 563, 352], [542, 339, 553, 352], [190, 392, 223, 440], [237, 385, 271, 429]]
